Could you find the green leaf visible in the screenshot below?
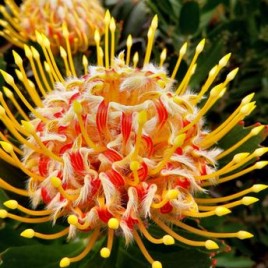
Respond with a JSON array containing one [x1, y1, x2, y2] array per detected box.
[[179, 1, 200, 35], [216, 252, 255, 268]]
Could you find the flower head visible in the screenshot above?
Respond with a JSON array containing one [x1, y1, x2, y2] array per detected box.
[[0, 12, 267, 268], [0, 0, 105, 53]]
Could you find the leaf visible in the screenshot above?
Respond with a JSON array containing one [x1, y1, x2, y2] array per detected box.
[[0, 241, 85, 268], [179, 1, 200, 35], [216, 252, 255, 268]]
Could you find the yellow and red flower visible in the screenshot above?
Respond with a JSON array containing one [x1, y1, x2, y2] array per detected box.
[[0, 11, 267, 268], [0, 0, 105, 53]]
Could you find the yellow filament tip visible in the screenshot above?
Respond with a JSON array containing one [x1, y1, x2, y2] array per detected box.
[[0, 141, 13, 153], [174, 133, 186, 147], [13, 50, 23, 66], [251, 125, 264, 135], [196, 39, 205, 53], [242, 196, 259, 206], [130, 161, 140, 171], [50, 176, 62, 188], [237, 231, 254, 240], [215, 207, 231, 216], [4, 199, 18, 209], [21, 120, 35, 134], [226, 68, 239, 81], [100, 247, 110, 258], [219, 53, 231, 67], [166, 189, 179, 200], [73, 100, 83, 114], [152, 261, 162, 268], [233, 152, 249, 163], [205, 240, 219, 250], [138, 110, 147, 125], [162, 235, 175, 245], [151, 15, 158, 29], [180, 42, 187, 56], [67, 215, 78, 226], [0, 209, 8, 218], [108, 218, 120, 229], [60, 257, 71, 267], [252, 184, 268, 193], [21, 229, 35, 238]]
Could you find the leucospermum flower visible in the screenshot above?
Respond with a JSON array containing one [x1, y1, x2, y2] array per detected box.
[[0, 0, 105, 53], [0, 11, 267, 268]]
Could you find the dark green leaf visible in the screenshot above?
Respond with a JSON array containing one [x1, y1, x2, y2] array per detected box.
[[179, 1, 200, 35]]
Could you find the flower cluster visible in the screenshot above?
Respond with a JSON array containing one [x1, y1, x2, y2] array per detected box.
[[0, 0, 105, 53], [0, 11, 267, 268]]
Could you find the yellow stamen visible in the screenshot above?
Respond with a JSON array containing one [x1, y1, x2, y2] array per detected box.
[[4, 199, 52, 216], [24, 45, 47, 97], [183, 206, 231, 218], [82, 55, 88, 75], [3, 86, 30, 120], [0, 70, 47, 121], [0, 178, 28, 196], [31, 46, 52, 92], [133, 52, 139, 68], [109, 17, 116, 67], [133, 229, 159, 265], [73, 101, 103, 151], [152, 216, 219, 249], [21, 227, 69, 240], [0, 209, 50, 223], [159, 48, 167, 67], [144, 15, 158, 66], [108, 217, 120, 229], [50, 176, 79, 201], [21, 120, 64, 163], [203, 161, 268, 186], [104, 10, 111, 68], [60, 228, 100, 267], [151, 189, 179, 208], [176, 39, 205, 95], [216, 125, 265, 159], [60, 46, 72, 77], [150, 134, 186, 175], [126, 34, 132, 65], [195, 184, 268, 204], [168, 217, 253, 240], [100, 228, 114, 258], [171, 42, 187, 79], [0, 141, 44, 181], [61, 24, 76, 76], [129, 161, 141, 186]]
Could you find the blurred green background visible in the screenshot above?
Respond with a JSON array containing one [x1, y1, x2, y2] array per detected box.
[[0, 0, 268, 267]]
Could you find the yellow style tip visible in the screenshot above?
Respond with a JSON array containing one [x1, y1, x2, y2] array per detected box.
[[21, 120, 35, 134], [130, 161, 140, 171], [109, 17, 116, 32], [179, 42, 187, 56], [237, 231, 254, 240], [241, 93, 255, 105], [12, 50, 23, 66], [255, 161, 268, 169], [94, 29, 100, 43], [232, 152, 249, 163], [215, 206, 231, 216], [173, 134, 186, 148], [162, 235, 175, 245], [0, 70, 15, 85], [196, 39, 205, 53], [104, 10, 111, 24], [151, 15, 158, 30], [20, 229, 35, 238], [127, 35, 133, 47], [252, 184, 268, 193], [254, 147, 268, 157], [108, 217, 120, 229], [152, 261, 162, 268], [205, 240, 219, 250], [0, 209, 8, 218], [138, 110, 147, 125], [226, 67, 239, 81], [166, 189, 179, 200], [50, 176, 62, 188], [4, 200, 18, 209], [60, 257, 71, 267], [60, 46, 67, 58], [0, 141, 14, 153], [3, 87, 13, 98], [73, 100, 83, 114], [250, 125, 264, 136], [100, 247, 110, 258], [219, 53, 231, 67], [67, 215, 78, 226], [24, 45, 32, 58], [242, 196, 259, 206]]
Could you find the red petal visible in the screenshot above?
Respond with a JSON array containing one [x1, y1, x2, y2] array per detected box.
[[38, 155, 49, 177], [155, 99, 168, 129], [96, 100, 109, 134], [106, 169, 125, 187], [103, 149, 122, 162], [160, 201, 173, 214], [41, 187, 51, 204], [97, 208, 113, 223], [121, 112, 132, 143], [69, 151, 85, 173]]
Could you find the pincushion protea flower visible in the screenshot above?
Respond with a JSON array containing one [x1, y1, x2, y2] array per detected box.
[[0, 0, 104, 53], [0, 11, 267, 268]]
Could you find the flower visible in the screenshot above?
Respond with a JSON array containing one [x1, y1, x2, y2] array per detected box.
[[0, 0, 105, 53], [0, 11, 267, 268]]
